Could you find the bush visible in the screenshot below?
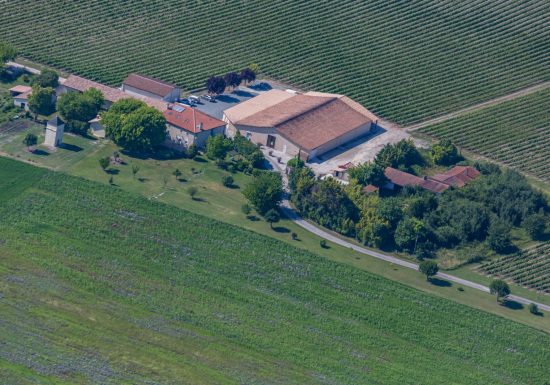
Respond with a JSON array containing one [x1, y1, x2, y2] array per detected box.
[[320, 239, 328, 248], [99, 156, 110, 171], [186, 144, 198, 159], [528, 303, 540, 315], [222, 174, 234, 188], [187, 186, 198, 199], [419, 260, 439, 281], [241, 204, 251, 216], [489, 279, 510, 302]]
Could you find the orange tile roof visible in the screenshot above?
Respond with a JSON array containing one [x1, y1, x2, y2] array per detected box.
[[432, 166, 480, 187], [164, 105, 225, 134], [9, 85, 32, 94], [123, 73, 178, 97], [384, 167, 450, 193], [62, 75, 168, 111], [225, 90, 377, 151], [363, 184, 379, 193]]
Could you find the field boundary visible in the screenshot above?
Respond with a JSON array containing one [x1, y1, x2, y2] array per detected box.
[[404, 81, 550, 131]]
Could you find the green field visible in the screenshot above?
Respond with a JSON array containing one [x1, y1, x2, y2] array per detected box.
[[479, 242, 550, 293], [418, 89, 550, 182], [0, 0, 548, 124], [0, 157, 549, 384]]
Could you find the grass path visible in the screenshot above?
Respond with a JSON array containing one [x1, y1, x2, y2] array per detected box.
[[404, 81, 550, 131]]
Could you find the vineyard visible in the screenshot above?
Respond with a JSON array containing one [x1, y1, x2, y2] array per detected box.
[[419, 89, 550, 182], [0, 0, 548, 124], [1, 157, 549, 384], [479, 242, 550, 293]]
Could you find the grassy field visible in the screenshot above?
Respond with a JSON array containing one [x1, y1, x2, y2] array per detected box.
[[418, 89, 550, 182], [1, 156, 549, 384], [0, 0, 548, 124]]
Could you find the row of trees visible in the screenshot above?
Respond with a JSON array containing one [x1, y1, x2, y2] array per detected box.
[[205, 66, 257, 95], [289, 141, 549, 260]]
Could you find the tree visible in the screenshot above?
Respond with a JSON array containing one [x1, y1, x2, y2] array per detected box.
[[249, 63, 260, 74], [57, 88, 104, 134], [348, 162, 387, 186], [264, 209, 280, 229], [489, 279, 510, 302], [34, 69, 59, 88], [222, 174, 234, 187], [241, 203, 251, 216], [99, 156, 110, 172], [419, 260, 439, 281], [487, 219, 512, 253], [224, 72, 242, 90], [0, 41, 17, 66], [22, 133, 37, 151], [242, 171, 283, 215], [429, 139, 459, 165], [523, 212, 547, 240], [28, 86, 55, 118], [528, 303, 540, 315], [320, 239, 328, 248], [186, 144, 198, 159], [240, 67, 256, 84], [131, 164, 140, 180], [187, 186, 198, 199], [394, 217, 426, 253], [102, 99, 166, 152], [205, 76, 226, 95], [374, 139, 422, 169], [173, 168, 182, 180], [206, 135, 232, 160]]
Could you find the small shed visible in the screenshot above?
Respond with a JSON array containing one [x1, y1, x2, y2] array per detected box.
[[89, 116, 105, 138]]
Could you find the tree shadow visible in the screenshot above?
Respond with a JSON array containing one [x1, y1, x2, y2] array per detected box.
[[138, 177, 148, 183], [429, 278, 452, 287], [106, 168, 120, 175], [273, 226, 290, 233], [233, 90, 254, 97], [217, 95, 240, 103], [33, 149, 49, 156], [193, 156, 207, 163], [502, 300, 524, 310], [60, 143, 83, 152], [246, 215, 259, 221], [191, 197, 206, 202]]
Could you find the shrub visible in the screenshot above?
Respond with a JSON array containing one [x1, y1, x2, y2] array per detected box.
[[222, 174, 234, 188], [187, 186, 198, 199], [419, 260, 439, 281], [528, 303, 539, 315], [489, 279, 510, 302], [99, 156, 110, 171], [320, 239, 328, 248]]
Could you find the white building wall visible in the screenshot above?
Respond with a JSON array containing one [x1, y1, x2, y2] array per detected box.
[[44, 124, 64, 147], [165, 124, 225, 151]]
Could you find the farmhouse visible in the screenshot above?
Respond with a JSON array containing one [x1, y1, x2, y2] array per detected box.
[[121, 74, 180, 103], [60, 75, 168, 111], [432, 166, 480, 187], [384, 167, 450, 194], [383, 165, 481, 194], [9, 85, 32, 110], [164, 104, 225, 149], [223, 90, 377, 161]]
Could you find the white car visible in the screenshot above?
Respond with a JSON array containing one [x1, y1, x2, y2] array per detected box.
[[202, 94, 215, 102]]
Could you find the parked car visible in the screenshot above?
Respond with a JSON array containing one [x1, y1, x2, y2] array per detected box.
[[189, 95, 201, 103], [202, 94, 215, 102]]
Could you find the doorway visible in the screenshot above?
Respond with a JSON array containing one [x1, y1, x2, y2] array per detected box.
[[267, 134, 276, 148]]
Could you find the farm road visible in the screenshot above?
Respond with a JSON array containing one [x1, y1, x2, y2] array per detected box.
[[404, 81, 550, 131], [266, 154, 550, 313]]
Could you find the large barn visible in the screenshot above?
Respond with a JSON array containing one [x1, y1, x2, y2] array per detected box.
[[223, 90, 378, 161]]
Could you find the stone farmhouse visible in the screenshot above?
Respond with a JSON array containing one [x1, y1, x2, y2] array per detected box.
[[164, 104, 226, 149], [223, 90, 378, 161], [121, 73, 180, 103]]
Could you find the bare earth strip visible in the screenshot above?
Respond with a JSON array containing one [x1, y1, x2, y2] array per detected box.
[[404, 82, 550, 131]]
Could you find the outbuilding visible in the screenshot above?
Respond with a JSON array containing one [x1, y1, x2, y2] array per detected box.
[[9, 85, 32, 110], [223, 90, 377, 161], [121, 73, 180, 103], [164, 104, 226, 150]]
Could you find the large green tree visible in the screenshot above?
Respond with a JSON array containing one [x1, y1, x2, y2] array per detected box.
[[243, 171, 283, 215], [57, 88, 104, 133], [103, 99, 166, 152], [206, 135, 232, 160], [419, 260, 439, 281], [0, 41, 17, 65], [34, 69, 59, 88], [28, 86, 55, 118], [429, 139, 459, 165], [489, 279, 510, 302]]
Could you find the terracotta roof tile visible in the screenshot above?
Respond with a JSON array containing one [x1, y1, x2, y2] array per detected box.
[[123, 73, 177, 97], [384, 167, 450, 193], [9, 85, 32, 94], [432, 166, 480, 187], [164, 105, 225, 134]]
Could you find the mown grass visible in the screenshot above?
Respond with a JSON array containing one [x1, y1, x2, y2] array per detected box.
[[0, 157, 549, 384]]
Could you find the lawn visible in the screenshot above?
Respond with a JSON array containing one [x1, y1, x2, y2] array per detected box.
[[0, 0, 547, 124], [0, 157, 549, 384]]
